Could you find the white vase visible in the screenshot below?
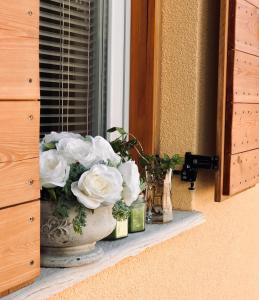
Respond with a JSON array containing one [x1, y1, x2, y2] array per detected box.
[[40, 200, 116, 267]]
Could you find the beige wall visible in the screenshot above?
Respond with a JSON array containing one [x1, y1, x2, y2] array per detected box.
[[50, 185, 259, 300], [160, 0, 220, 210], [51, 1, 259, 299]]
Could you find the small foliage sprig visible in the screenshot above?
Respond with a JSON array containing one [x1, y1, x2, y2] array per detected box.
[[112, 200, 131, 221], [140, 154, 183, 183], [107, 127, 145, 162], [107, 127, 183, 183], [73, 205, 87, 234]]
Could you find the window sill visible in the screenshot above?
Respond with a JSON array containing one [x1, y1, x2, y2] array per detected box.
[[5, 210, 205, 300]]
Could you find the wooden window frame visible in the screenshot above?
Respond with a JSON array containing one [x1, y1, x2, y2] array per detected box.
[[129, 0, 161, 155], [215, 0, 229, 202]]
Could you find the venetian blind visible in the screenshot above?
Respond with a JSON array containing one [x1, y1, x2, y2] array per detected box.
[[40, 0, 107, 137]]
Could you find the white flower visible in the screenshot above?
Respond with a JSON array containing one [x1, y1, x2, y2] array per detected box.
[[40, 149, 70, 188], [71, 164, 123, 209], [43, 131, 83, 144], [94, 136, 121, 166], [56, 137, 96, 168], [118, 161, 141, 206]]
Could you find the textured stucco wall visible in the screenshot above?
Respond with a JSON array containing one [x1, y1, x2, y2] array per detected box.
[[50, 1, 259, 299], [159, 0, 199, 209], [159, 0, 220, 210]]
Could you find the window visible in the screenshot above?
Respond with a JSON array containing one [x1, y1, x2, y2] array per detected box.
[[40, 0, 108, 137]]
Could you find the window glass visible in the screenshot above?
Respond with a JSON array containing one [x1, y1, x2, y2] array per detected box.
[[40, 0, 108, 137]]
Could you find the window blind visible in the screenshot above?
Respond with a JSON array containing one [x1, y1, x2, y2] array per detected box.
[[40, 0, 107, 137]]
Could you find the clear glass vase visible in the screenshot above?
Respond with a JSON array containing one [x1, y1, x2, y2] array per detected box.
[[145, 169, 173, 224]]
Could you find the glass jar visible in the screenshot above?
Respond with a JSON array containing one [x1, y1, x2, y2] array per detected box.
[[106, 218, 128, 240], [128, 195, 146, 233]]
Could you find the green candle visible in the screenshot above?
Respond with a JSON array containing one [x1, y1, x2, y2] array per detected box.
[[107, 219, 128, 240], [129, 195, 146, 233]]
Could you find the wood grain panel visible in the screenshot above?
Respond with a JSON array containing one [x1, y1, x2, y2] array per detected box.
[[0, 101, 39, 162], [0, 201, 40, 295], [229, 50, 259, 103], [0, 158, 40, 208], [0, 0, 39, 100], [224, 149, 259, 194], [129, 0, 161, 154], [246, 0, 259, 9], [231, 0, 259, 56], [228, 103, 259, 154], [215, 0, 230, 201], [218, 0, 259, 199]]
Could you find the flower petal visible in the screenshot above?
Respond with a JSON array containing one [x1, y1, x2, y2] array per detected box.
[[40, 149, 70, 188], [71, 182, 102, 209]]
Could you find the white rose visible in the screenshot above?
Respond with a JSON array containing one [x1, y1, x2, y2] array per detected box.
[[71, 164, 123, 209], [43, 131, 83, 144], [56, 137, 96, 168], [94, 136, 121, 166], [118, 161, 141, 206], [40, 149, 70, 188]]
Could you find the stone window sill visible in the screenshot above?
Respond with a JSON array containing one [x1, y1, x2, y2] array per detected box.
[[5, 210, 205, 300]]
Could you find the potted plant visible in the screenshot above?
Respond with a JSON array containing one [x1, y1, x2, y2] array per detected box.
[[108, 127, 183, 225], [40, 131, 141, 267]]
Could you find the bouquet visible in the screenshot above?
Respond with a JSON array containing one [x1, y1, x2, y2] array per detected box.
[[40, 131, 141, 234]]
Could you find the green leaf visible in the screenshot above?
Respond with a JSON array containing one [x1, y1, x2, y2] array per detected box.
[[84, 135, 93, 143], [163, 154, 170, 160], [43, 142, 56, 150], [107, 127, 127, 136], [107, 127, 117, 133], [47, 188, 57, 201], [116, 127, 127, 135]]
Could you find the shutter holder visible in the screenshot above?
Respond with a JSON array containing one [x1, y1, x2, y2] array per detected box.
[[174, 152, 219, 190]]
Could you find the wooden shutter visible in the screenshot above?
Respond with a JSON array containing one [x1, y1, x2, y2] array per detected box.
[[216, 0, 259, 201], [0, 0, 40, 296], [0, 1, 39, 99]]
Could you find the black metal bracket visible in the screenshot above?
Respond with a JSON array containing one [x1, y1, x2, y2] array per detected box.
[[173, 152, 219, 190]]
